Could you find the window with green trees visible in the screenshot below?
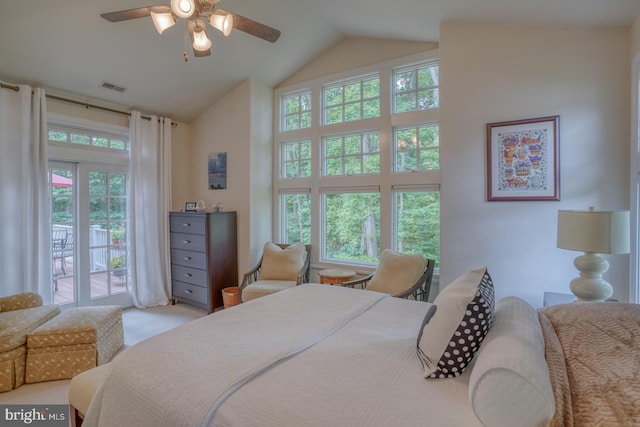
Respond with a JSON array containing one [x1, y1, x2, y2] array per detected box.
[[282, 90, 312, 131], [282, 140, 312, 179], [323, 75, 380, 125], [275, 53, 440, 267]]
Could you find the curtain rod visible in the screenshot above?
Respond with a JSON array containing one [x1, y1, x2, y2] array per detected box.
[[1, 82, 177, 126]]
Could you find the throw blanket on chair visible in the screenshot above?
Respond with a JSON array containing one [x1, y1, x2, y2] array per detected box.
[[539, 302, 640, 427]]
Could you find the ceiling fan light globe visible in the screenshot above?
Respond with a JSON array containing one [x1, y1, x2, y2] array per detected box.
[[192, 28, 212, 51], [171, 0, 195, 18], [209, 13, 233, 37], [150, 11, 176, 34]]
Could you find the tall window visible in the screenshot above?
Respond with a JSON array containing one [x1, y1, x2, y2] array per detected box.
[[275, 52, 440, 267]]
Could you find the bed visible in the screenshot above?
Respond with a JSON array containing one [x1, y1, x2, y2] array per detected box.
[[80, 269, 640, 427]]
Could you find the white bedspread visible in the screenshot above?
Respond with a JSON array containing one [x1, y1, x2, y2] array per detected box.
[[84, 284, 482, 427]]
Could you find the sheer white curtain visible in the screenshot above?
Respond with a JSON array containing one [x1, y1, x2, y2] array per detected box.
[[0, 83, 50, 301], [129, 111, 172, 307]]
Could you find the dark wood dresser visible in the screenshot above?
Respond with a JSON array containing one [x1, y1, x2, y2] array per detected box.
[[169, 211, 238, 313]]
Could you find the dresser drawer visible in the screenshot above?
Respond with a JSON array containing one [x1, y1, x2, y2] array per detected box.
[[171, 248, 207, 269], [171, 264, 207, 287], [172, 280, 208, 305], [170, 233, 206, 252], [170, 215, 206, 234]]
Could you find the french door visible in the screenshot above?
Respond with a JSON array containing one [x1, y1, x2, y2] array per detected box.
[[49, 161, 132, 307]]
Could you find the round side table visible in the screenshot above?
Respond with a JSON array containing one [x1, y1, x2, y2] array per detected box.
[[318, 268, 356, 285]]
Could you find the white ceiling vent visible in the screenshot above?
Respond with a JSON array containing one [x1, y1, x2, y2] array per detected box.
[[101, 81, 126, 93]]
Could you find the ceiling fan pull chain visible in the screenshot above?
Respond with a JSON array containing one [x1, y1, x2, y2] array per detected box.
[[183, 23, 190, 61]]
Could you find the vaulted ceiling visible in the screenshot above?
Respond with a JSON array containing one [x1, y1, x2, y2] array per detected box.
[[1, 0, 639, 122]]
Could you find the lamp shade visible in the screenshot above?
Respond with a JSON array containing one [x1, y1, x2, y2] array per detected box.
[[557, 209, 630, 254], [209, 12, 233, 36], [170, 0, 195, 18], [150, 11, 176, 34], [192, 25, 212, 51]]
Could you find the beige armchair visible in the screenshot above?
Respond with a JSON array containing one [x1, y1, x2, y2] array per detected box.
[[240, 243, 311, 303], [0, 292, 60, 391], [342, 249, 435, 301]]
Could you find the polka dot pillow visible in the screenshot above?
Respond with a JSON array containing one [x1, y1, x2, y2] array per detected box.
[[416, 267, 495, 379]]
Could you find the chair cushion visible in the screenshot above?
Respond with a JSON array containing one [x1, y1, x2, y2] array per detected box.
[[0, 305, 61, 352], [366, 249, 428, 295], [416, 267, 495, 379], [242, 280, 298, 302], [258, 242, 306, 281]]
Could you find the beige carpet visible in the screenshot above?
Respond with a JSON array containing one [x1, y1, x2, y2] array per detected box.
[[0, 302, 207, 405]]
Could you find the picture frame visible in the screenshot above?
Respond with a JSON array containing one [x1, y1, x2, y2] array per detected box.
[[208, 152, 227, 190], [185, 202, 197, 212], [486, 115, 560, 201]]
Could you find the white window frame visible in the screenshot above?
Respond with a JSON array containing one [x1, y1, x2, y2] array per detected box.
[[281, 139, 312, 179], [273, 50, 440, 271], [323, 74, 381, 125], [281, 89, 312, 132], [322, 130, 381, 177], [48, 113, 132, 307]]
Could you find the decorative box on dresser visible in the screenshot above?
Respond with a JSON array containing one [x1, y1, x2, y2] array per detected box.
[[169, 211, 238, 313]]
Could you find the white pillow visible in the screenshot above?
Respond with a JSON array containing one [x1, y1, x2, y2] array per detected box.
[[468, 296, 555, 427], [416, 267, 495, 379], [258, 242, 306, 281], [367, 249, 428, 295]]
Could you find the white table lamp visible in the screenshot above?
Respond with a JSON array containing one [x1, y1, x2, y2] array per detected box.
[[556, 207, 630, 302]]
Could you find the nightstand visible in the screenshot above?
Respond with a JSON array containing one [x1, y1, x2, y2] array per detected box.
[[543, 292, 575, 307], [543, 291, 619, 306]]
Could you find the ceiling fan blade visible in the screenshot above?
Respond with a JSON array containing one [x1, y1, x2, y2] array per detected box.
[[218, 10, 281, 43], [100, 5, 171, 22]]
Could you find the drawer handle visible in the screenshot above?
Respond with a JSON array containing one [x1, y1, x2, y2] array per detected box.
[[183, 240, 191, 244], [184, 256, 192, 261], [182, 223, 191, 227], [184, 273, 192, 277], [185, 289, 193, 294]]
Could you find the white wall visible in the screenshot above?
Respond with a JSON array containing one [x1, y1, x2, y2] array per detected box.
[[279, 37, 437, 87], [170, 121, 190, 212], [630, 17, 640, 303], [188, 79, 273, 279], [248, 80, 274, 267], [184, 30, 632, 305], [439, 23, 631, 306]]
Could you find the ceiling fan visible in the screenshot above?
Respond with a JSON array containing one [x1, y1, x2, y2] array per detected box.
[[101, 0, 281, 60]]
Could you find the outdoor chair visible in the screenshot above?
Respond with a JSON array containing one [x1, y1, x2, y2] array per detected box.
[[52, 230, 74, 291]]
